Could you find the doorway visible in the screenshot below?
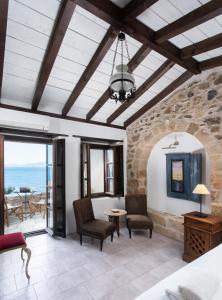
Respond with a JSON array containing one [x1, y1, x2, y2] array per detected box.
[[4, 141, 48, 234], [0, 135, 66, 237]]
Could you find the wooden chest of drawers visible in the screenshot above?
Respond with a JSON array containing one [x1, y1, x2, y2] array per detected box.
[[183, 212, 222, 262]]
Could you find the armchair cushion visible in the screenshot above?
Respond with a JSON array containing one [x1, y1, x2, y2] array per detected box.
[[73, 198, 95, 226], [127, 214, 153, 230], [125, 194, 148, 215], [0, 232, 26, 251], [81, 219, 115, 238]]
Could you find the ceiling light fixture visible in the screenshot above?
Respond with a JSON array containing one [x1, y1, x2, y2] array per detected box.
[[109, 32, 136, 103]]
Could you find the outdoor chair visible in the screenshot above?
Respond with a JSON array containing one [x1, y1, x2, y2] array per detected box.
[[4, 196, 23, 226], [125, 194, 153, 239], [29, 193, 46, 218], [73, 198, 115, 251]]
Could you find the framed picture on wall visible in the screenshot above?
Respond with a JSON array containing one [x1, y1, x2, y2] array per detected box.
[[171, 160, 184, 193], [166, 153, 202, 202]]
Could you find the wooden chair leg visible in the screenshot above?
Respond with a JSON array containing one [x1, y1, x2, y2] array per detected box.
[[149, 228, 153, 239], [23, 246, 31, 279], [80, 234, 82, 245], [100, 239, 103, 251], [21, 248, 25, 263], [128, 228, 132, 239], [111, 233, 113, 242]]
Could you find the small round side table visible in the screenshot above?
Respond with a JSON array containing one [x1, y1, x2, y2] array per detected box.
[[104, 208, 127, 237]]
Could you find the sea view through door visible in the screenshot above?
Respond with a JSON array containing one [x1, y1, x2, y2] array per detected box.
[[4, 141, 49, 234]]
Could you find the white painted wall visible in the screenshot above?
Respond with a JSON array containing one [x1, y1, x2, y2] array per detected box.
[[147, 132, 211, 216], [0, 108, 127, 234]]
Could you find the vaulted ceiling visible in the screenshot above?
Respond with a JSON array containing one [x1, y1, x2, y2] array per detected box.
[[0, 0, 222, 129]]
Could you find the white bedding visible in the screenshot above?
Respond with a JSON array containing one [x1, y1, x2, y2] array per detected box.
[[135, 244, 222, 300]]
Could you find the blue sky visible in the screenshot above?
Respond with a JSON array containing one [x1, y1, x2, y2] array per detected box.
[[4, 142, 46, 166]]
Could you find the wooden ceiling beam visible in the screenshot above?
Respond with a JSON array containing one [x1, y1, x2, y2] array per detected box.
[[0, 103, 125, 130], [199, 55, 222, 71], [62, 26, 118, 116], [155, 0, 222, 44], [122, 0, 159, 22], [0, 0, 9, 99], [31, 0, 76, 111], [107, 59, 174, 124], [180, 33, 222, 59], [72, 0, 200, 74], [124, 71, 192, 127], [86, 44, 152, 120]]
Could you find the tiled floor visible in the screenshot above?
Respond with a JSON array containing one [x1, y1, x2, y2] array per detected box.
[[4, 213, 46, 234], [0, 229, 187, 300]]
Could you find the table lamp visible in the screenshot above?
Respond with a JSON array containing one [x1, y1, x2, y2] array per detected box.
[[193, 184, 210, 218]]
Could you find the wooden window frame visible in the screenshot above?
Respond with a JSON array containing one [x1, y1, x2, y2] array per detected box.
[[81, 142, 124, 198]]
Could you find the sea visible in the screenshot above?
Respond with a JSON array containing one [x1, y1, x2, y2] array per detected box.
[[5, 166, 46, 193]]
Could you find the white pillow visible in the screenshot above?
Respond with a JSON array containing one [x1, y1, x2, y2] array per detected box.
[[212, 283, 222, 300], [165, 289, 183, 300], [179, 270, 221, 300]]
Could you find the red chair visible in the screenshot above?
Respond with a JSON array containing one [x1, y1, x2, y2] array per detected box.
[[0, 232, 31, 279]]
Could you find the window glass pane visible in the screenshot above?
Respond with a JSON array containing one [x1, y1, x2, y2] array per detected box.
[[106, 149, 114, 163], [90, 149, 104, 194], [107, 163, 113, 177], [107, 179, 114, 194]]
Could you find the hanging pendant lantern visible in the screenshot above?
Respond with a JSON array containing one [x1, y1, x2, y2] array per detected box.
[[109, 32, 136, 103]]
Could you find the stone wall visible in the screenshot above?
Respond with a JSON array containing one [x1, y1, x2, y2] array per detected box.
[[127, 70, 222, 241]]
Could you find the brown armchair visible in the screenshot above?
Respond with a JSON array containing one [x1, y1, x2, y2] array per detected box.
[[125, 194, 153, 239], [73, 198, 115, 251]]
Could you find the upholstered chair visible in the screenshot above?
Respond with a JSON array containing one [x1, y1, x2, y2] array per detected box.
[[73, 198, 115, 251], [125, 194, 153, 239]]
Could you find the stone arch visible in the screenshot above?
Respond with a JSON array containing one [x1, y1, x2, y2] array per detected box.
[[127, 120, 222, 215]]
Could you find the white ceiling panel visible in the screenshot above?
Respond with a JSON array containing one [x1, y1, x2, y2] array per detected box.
[[81, 88, 103, 100], [147, 75, 172, 94], [53, 56, 85, 76], [85, 79, 107, 93], [69, 9, 108, 43], [47, 77, 76, 92], [72, 94, 98, 111], [50, 67, 81, 84], [6, 37, 45, 62], [198, 18, 222, 37], [9, 0, 56, 36], [15, 0, 61, 19], [68, 105, 90, 119], [88, 71, 110, 87], [141, 52, 167, 70], [4, 51, 41, 72], [151, 0, 182, 23], [75, 6, 109, 29], [7, 19, 49, 50], [194, 47, 222, 61], [38, 100, 64, 114], [138, 8, 167, 31], [4, 63, 38, 82], [1, 98, 31, 109], [62, 30, 99, 57], [58, 43, 92, 67], [41, 85, 71, 107], [168, 0, 202, 14], [2, 74, 35, 103]]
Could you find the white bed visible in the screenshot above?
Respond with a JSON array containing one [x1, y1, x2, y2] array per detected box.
[[135, 244, 222, 300]]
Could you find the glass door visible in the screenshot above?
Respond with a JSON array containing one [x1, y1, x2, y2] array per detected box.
[[46, 139, 66, 237], [46, 144, 53, 235]]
